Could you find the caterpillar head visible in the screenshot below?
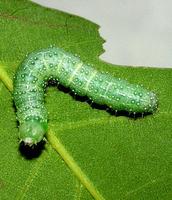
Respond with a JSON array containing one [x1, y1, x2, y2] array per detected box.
[[19, 120, 48, 146]]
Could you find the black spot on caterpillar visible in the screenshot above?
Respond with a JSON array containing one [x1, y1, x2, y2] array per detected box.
[[13, 46, 158, 146]]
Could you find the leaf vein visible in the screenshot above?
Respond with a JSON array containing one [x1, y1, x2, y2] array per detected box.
[[122, 174, 172, 199], [15, 152, 48, 200]]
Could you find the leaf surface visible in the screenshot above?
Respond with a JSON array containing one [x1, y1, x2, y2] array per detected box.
[[0, 1, 172, 199]]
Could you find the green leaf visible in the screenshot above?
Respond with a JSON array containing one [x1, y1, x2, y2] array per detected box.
[[0, 0, 172, 199]]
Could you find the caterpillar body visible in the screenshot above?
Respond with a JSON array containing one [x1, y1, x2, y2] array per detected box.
[[13, 47, 158, 146]]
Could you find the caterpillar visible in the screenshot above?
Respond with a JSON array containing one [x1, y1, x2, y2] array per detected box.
[[13, 46, 158, 146]]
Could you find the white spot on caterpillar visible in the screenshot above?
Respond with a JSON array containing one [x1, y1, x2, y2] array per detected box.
[[67, 62, 83, 84], [84, 71, 97, 92], [57, 54, 66, 73], [102, 82, 113, 98]]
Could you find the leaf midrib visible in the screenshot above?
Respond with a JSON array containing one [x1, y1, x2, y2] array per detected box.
[[0, 66, 105, 200]]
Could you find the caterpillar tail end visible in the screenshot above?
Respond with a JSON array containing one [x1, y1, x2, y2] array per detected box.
[[152, 93, 158, 111], [146, 91, 158, 113], [19, 120, 48, 146]]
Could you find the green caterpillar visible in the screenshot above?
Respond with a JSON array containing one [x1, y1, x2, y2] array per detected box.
[[13, 46, 158, 146]]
